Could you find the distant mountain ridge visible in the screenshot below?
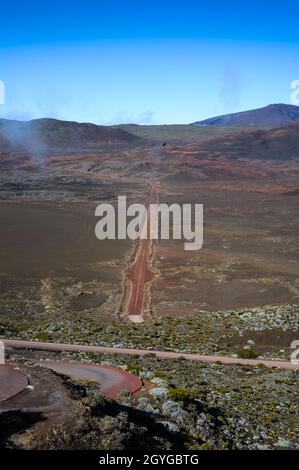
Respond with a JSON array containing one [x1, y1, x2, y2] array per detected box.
[[0, 117, 141, 153], [192, 104, 299, 127]]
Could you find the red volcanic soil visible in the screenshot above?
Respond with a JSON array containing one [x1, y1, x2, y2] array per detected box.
[[127, 238, 155, 316], [197, 121, 299, 161], [126, 183, 159, 317], [0, 120, 298, 191]]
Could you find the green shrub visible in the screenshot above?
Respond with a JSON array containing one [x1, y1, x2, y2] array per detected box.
[[237, 348, 258, 359], [126, 364, 143, 375], [168, 386, 196, 403], [35, 331, 52, 341]]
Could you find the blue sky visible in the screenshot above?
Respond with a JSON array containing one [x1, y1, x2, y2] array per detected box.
[[0, 1, 298, 124]]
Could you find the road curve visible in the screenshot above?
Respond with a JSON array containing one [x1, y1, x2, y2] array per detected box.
[[0, 363, 29, 402], [2, 338, 299, 370], [38, 360, 142, 398]]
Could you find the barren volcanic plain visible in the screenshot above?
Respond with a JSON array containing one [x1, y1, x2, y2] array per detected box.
[[0, 117, 298, 449], [1, 121, 298, 319]]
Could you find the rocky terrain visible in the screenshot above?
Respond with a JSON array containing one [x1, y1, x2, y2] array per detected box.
[[0, 112, 298, 450], [1, 348, 298, 450], [1, 303, 298, 359]]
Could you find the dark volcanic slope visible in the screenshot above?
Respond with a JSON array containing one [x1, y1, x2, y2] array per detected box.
[[0, 118, 141, 152], [193, 104, 299, 127], [198, 120, 299, 160]]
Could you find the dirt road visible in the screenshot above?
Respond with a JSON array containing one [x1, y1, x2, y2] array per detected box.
[[126, 182, 159, 320], [38, 360, 142, 399], [2, 338, 299, 370], [0, 357, 142, 402], [0, 363, 28, 401]]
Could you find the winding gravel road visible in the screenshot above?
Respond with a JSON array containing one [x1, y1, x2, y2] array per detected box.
[[38, 360, 142, 398]]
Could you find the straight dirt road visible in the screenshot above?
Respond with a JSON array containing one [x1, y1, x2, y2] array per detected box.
[[126, 182, 159, 320], [2, 338, 299, 370]]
